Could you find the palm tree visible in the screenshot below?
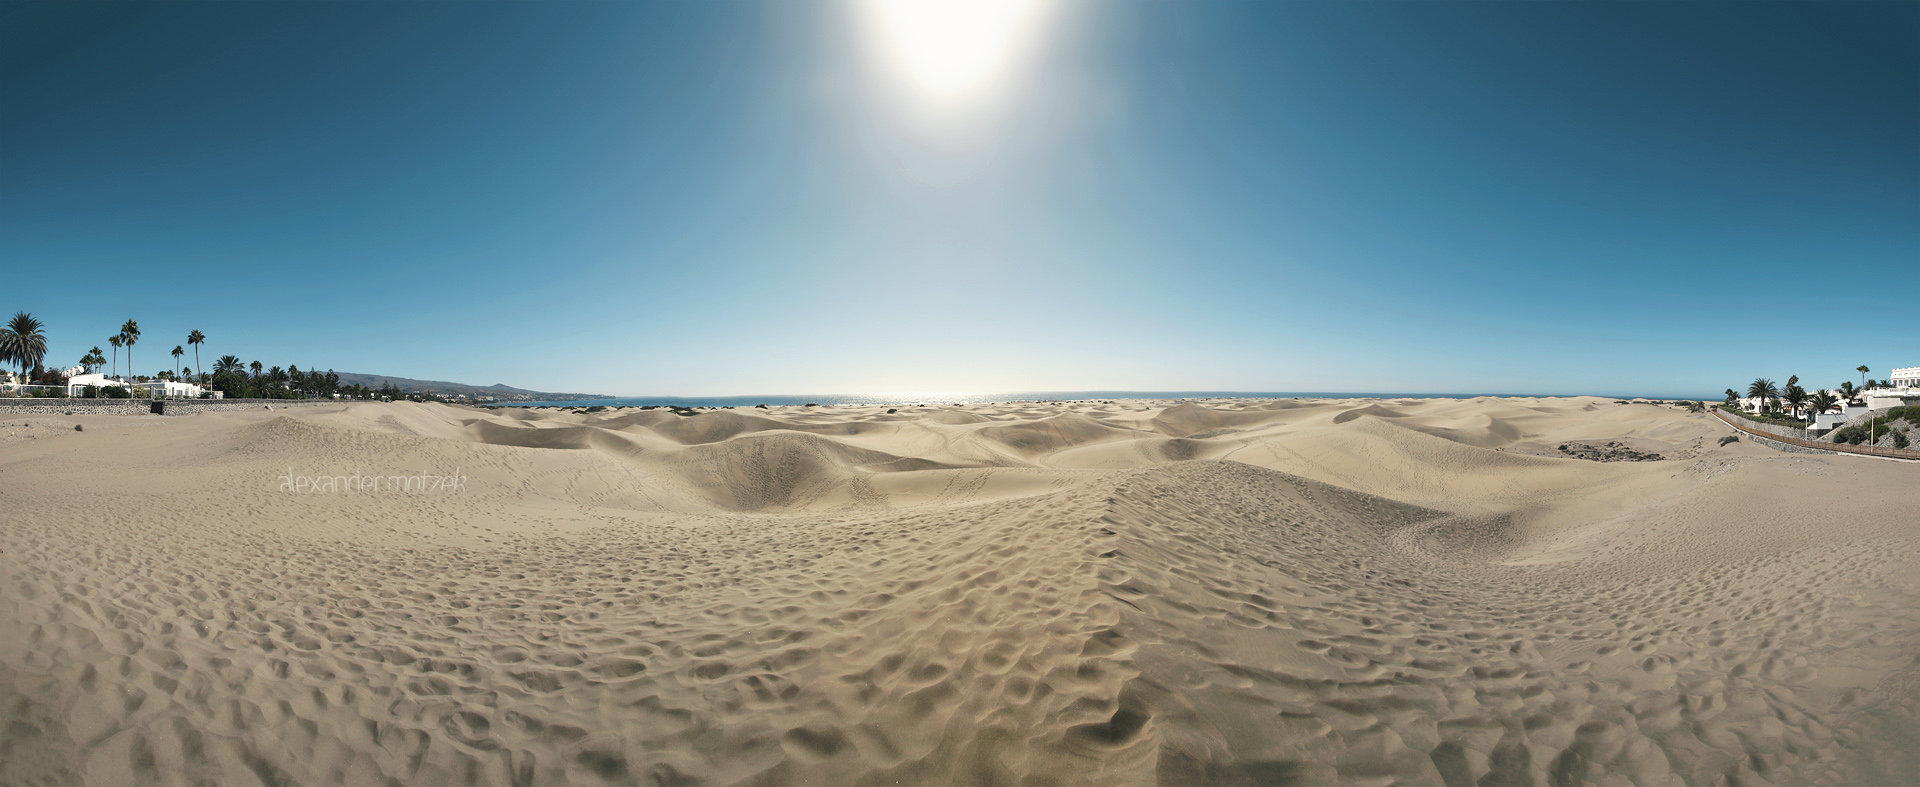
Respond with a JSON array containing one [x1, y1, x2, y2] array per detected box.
[[187, 330, 205, 382], [108, 335, 122, 380], [171, 345, 184, 377], [85, 347, 105, 374], [1858, 365, 1870, 392], [1810, 391, 1839, 420], [1839, 381, 1857, 404], [0, 312, 49, 380], [1747, 378, 1779, 413], [120, 319, 140, 382], [214, 354, 243, 375], [1782, 384, 1810, 422], [250, 360, 263, 384], [1723, 388, 1740, 406]]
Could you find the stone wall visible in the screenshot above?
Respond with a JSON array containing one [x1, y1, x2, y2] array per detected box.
[[1734, 431, 1834, 457], [153, 399, 340, 416], [0, 399, 150, 416], [1712, 409, 1919, 461], [1715, 409, 1808, 440], [0, 398, 341, 417]]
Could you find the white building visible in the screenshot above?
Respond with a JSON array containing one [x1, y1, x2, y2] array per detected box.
[[63, 374, 210, 399], [146, 379, 209, 399], [1862, 366, 1919, 410], [1866, 365, 1918, 402], [63, 373, 125, 395]]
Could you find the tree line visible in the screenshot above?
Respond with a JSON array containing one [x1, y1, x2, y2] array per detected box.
[[204, 355, 407, 400], [1, 312, 440, 402], [1724, 365, 1887, 425]]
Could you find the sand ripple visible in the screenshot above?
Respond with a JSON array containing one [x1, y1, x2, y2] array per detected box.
[[2, 397, 1916, 785]]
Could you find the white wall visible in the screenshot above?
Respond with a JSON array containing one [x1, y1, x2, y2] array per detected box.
[[1866, 394, 1918, 410]]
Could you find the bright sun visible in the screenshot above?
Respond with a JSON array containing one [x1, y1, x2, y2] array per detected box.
[[858, 0, 1052, 108]]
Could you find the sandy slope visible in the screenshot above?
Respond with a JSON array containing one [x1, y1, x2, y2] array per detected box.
[[1, 397, 1915, 786]]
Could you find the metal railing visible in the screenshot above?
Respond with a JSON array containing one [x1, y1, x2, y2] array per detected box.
[[1712, 409, 1919, 461]]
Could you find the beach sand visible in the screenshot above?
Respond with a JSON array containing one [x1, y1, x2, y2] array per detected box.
[[2, 397, 1915, 786]]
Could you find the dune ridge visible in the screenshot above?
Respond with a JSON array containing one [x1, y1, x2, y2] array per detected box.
[[2, 396, 1916, 786]]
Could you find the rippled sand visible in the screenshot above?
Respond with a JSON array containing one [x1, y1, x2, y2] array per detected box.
[[2, 397, 1915, 786]]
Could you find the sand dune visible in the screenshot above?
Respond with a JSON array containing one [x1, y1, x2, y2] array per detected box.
[[1147, 403, 1291, 438], [1330, 403, 1408, 425], [2, 397, 1916, 786]]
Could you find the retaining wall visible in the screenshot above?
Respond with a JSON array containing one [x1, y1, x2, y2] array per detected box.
[[1711, 409, 1919, 461], [153, 399, 341, 416], [1732, 431, 1836, 457], [0, 398, 341, 417], [0, 399, 150, 416], [1721, 415, 1808, 441]]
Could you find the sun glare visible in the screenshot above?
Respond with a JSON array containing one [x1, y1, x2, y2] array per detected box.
[[859, 0, 1052, 108]]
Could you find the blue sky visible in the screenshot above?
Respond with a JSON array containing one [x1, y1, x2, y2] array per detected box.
[[3, 1, 1914, 397]]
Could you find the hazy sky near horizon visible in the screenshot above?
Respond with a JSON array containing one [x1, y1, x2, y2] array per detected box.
[[4, 1, 1915, 397]]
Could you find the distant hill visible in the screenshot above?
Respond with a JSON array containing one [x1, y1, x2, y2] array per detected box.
[[332, 372, 611, 402]]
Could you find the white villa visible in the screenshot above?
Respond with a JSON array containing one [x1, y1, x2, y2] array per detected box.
[[1810, 399, 1872, 433], [146, 379, 216, 399], [62, 372, 120, 394], [61, 373, 217, 399], [1736, 365, 1917, 436], [1865, 366, 1920, 410], [1882, 366, 1919, 391], [1, 367, 219, 399]]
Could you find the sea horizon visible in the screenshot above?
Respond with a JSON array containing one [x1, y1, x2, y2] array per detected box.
[[491, 390, 1720, 408]]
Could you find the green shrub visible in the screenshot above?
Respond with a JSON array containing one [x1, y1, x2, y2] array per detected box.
[[1718, 435, 1739, 446], [74, 424, 82, 432], [209, 370, 255, 399], [1717, 405, 1802, 428], [1832, 413, 1917, 448]]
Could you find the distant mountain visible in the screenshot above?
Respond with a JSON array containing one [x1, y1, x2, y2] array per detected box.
[[332, 372, 611, 402]]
